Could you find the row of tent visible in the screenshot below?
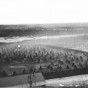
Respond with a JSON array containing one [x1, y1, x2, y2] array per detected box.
[[0, 68, 31, 78], [1, 67, 88, 79], [0, 66, 45, 78]]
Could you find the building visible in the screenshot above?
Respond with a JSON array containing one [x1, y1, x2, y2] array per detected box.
[[0, 73, 46, 88]]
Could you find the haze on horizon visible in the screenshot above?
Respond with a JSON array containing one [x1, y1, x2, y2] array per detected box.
[[0, 0, 88, 24]]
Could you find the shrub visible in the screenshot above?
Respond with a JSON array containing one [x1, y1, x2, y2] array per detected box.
[[22, 68, 26, 75], [12, 71, 17, 76], [2, 70, 8, 77]]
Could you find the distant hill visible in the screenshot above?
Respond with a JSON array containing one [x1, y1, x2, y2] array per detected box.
[[0, 23, 88, 30], [0, 23, 88, 37]]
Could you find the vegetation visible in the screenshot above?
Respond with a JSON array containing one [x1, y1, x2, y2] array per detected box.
[[12, 71, 17, 76], [0, 45, 88, 78], [1, 70, 8, 77]]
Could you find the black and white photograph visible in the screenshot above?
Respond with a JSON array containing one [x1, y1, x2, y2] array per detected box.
[[0, 0, 88, 88]]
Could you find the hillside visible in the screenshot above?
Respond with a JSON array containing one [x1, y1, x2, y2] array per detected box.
[[0, 23, 88, 37]]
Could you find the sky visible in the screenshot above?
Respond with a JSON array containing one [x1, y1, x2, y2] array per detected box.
[[0, 0, 88, 24]]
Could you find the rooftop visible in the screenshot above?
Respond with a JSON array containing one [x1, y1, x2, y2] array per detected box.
[[0, 73, 46, 87]]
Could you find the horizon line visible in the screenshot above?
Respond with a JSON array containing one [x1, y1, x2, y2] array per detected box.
[[0, 22, 88, 25]]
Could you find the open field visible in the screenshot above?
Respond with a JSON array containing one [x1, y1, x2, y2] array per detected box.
[[1, 24, 88, 88]]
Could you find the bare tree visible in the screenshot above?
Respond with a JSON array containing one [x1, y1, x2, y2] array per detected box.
[[28, 74, 33, 88], [28, 66, 36, 87], [0, 62, 2, 77]]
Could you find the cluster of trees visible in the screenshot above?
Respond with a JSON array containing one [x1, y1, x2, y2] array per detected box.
[[0, 46, 57, 64], [0, 45, 88, 78], [0, 45, 87, 65]]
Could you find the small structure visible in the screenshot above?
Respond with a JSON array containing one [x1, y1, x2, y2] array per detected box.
[[0, 73, 46, 87], [28, 73, 46, 87]]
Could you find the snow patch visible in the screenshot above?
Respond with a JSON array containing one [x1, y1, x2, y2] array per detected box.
[[0, 33, 87, 43]]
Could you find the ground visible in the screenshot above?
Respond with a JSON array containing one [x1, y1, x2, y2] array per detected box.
[[1, 28, 88, 88], [1, 74, 88, 88]]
